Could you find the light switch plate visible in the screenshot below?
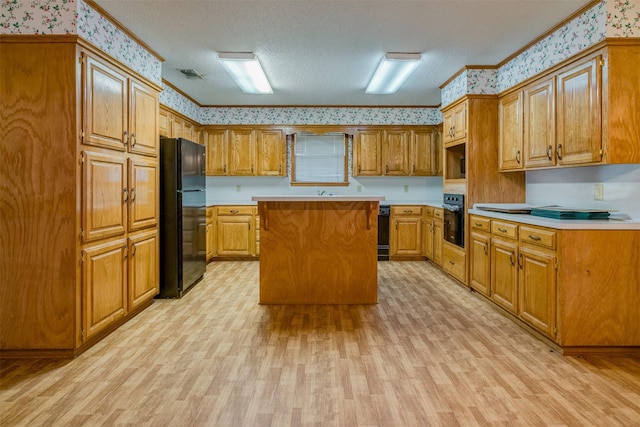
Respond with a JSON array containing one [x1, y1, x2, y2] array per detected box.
[[403, 185, 409, 193], [236, 185, 241, 193]]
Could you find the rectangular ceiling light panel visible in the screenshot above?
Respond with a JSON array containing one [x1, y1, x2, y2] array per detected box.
[[366, 53, 422, 95], [217, 52, 272, 94]]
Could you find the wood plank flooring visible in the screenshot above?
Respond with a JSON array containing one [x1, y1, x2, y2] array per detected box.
[[2, 261, 640, 426]]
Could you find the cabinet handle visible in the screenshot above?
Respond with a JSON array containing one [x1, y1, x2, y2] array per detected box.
[[518, 253, 523, 269], [509, 251, 515, 266], [556, 144, 563, 160], [358, 164, 361, 174], [528, 235, 541, 241], [131, 243, 136, 256], [123, 130, 129, 146], [223, 165, 227, 173], [484, 242, 488, 255], [123, 188, 128, 202], [474, 222, 482, 227], [124, 245, 128, 260], [230, 210, 239, 214], [130, 133, 136, 147], [449, 260, 455, 265], [395, 221, 398, 230], [404, 209, 412, 213], [547, 145, 552, 160], [498, 227, 507, 233], [130, 188, 136, 201], [279, 165, 282, 174], [516, 150, 521, 164], [251, 165, 254, 174], [385, 165, 389, 173], [413, 164, 416, 173]]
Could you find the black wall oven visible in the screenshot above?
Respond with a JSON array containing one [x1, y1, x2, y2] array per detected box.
[[443, 194, 464, 248]]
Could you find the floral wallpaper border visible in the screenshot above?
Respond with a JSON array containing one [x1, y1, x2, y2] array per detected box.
[[441, 0, 640, 108], [1, 0, 162, 85]]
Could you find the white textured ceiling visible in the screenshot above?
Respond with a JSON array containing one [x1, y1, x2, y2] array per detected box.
[[94, 0, 592, 106]]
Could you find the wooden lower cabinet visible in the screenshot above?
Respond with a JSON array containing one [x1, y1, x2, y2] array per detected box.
[[128, 230, 159, 311], [518, 246, 556, 338], [469, 230, 491, 296], [442, 242, 466, 283], [82, 239, 128, 341], [466, 214, 640, 353], [390, 206, 423, 258], [211, 206, 258, 259], [491, 236, 519, 314], [206, 207, 215, 262]]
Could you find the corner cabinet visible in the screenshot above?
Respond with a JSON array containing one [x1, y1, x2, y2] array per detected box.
[[498, 41, 640, 171], [0, 36, 161, 359]]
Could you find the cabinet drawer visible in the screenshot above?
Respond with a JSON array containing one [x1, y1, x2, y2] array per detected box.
[[492, 221, 518, 239], [392, 206, 423, 216], [519, 225, 556, 249], [433, 208, 444, 220], [216, 206, 254, 216], [443, 244, 466, 282], [470, 215, 491, 232]]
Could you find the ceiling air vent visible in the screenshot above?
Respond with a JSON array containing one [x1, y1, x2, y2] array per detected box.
[[179, 69, 204, 80]]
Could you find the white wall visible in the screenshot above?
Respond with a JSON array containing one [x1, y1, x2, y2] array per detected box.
[[526, 164, 640, 220], [206, 176, 444, 205]]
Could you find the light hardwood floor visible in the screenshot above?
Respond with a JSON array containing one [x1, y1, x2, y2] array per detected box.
[[2, 261, 640, 426]]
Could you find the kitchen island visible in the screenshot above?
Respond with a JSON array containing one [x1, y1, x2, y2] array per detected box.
[[252, 196, 384, 304]]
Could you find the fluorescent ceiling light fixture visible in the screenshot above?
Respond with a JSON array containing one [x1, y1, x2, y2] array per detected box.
[[217, 52, 272, 94], [366, 53, 422, 94]]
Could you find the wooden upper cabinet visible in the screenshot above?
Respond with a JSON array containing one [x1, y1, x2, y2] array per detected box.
[[556, 54, 602, 165], [127, 157, 158, 231], [171, 118, 184, 140], [206, 129, 229, 176], [84, 54, 128, 151], [158, 108, 170, 137], [382, 130, 410, 175], [498, 91, 523, 171], [523, 76, 556, 168], [412, 129, 436, 175], [229, 129, 256, 176], [81, 151, 127, 243], [354, 130, 382, 176], [257, 129, 286, 176], [129, 80, 159, 157], [443, 101, 467, 145]]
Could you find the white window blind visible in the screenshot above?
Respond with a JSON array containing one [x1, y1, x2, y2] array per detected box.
[[292, 133, 347, 184]]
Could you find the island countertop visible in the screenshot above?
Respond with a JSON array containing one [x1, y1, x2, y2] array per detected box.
[[252, 195, 385, 202]]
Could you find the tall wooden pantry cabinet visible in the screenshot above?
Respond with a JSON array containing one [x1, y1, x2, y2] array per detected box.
[[0, 35, 161, 358]]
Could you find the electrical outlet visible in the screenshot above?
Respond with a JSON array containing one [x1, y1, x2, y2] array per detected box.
[[236, 185, 241, 193], [594, 184, 604, 201], [403, 185, 409, 193], [356, 185, 362, 193]]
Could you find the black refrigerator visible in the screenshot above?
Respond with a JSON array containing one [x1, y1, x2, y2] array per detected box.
[[158, 137, 206, 298]]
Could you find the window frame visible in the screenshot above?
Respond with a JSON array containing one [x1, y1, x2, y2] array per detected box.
[[290, 132, 350, 186]]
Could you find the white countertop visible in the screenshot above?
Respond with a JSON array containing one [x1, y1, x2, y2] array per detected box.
[[251, 195, 385, 202], [469, 207, 640, 230]]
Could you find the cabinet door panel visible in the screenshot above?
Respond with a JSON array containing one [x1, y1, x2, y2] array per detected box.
[[519, 247, 556, 337], [433, 220, 443, 266], [354, 131, 381, 176], [412, 130, 435, 175], [383, 130, 409, 175], [229, 130, 256, 175], [128, 230, 159, 310], [128, 158, 159, 231], [491, 238, 518, 314], [469, 232, 491, 296], [206, 129, 229, 175], [82, 239, 127, 340], [217, 217, 252, 256], [556, 55, 602, 165], [257, 129, 286, 176], [498, 91, 523, 170], [392, 217, 422, 255], [129, 80, 159, 157], [524, 77, 555, 168], [82, 151, 127, 242], [84, 55, 127, 151]]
